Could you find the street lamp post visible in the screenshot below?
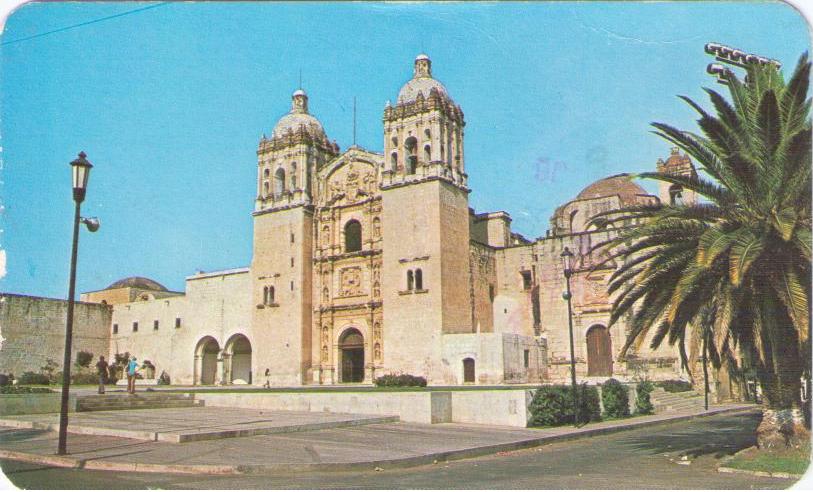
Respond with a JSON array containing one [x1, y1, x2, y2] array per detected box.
[[57, 151, 98, 455], [561, 246, 579, 426]]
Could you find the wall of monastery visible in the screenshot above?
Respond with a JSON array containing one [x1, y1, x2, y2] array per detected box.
[[109, 269, 252, 385], [0, 294, 111, 376]]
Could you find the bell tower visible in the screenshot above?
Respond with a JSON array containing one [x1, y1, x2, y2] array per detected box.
[[656, 147, 698, 206], [379, 54, 473, 383], [251, 89, 338, 386]]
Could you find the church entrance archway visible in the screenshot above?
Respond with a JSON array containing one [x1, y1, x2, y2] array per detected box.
[[586, 325, 613, 376], [463, 358, 475, 383], [195, 337, 220, 385], [225, 334, 252, 384], [339, 328, 365, 383]]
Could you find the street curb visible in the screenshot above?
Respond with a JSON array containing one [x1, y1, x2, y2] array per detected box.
[[717, 466, 802, 480], [0, 405, 757, 475]]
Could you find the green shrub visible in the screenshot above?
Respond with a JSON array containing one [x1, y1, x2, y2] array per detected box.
[[579, 384, 602, 422], [158, 371, 170, 385], [373, 374, 427, 387], [656, 379, 693, 393], [39, 359, 59, 382], [18, 372, 50, 385], [0, 386, 53, 394], [74, 350, 93, 369], [528, 384, 602, 427], [51, 371, 100, 385], [0, 374, 9, 386], [601, 378, 630, 418], [635, 380, 655, 415]]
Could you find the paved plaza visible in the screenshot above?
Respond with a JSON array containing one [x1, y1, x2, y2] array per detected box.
[[0, 407, 397, 442], [1, 411, 799, 489], [0, 404, 752, 474]]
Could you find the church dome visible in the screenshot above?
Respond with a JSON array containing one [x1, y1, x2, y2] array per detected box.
[[396, 54, 451, 104], [106, 276, 167, 291], [575, 174, 649, 206], [272, 89, 326, 139]]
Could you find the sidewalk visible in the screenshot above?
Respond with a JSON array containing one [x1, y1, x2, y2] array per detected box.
[[0, 404, 755, 475]]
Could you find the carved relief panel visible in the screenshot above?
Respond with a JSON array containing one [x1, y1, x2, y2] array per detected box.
[[339, 267, 364, 297]]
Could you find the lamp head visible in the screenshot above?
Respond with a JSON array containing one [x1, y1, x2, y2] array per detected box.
[[81, 217, 100, 233], [561, 246, 574, 275], [70, 151, 93, 203]]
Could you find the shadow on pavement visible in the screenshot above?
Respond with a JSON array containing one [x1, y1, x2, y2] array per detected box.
[[613, 411, 761, 460]]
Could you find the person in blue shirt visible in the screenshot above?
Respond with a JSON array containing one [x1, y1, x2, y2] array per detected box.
[[126, 356, 139, 394]]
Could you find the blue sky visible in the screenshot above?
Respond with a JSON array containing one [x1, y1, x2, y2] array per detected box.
[[1, 1, 809, 298]]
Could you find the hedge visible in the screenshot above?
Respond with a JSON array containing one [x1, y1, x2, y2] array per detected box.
[[635, 380, 655, 415], [656, 379, 694, 393], [18, 372, 50, 385], [374, 374, 427, 387], [0, 386, 53, 394], [528, 384, 601, 427], [601, 378, 630, 418]]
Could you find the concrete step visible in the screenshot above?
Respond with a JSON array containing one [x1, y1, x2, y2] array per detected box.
[[76, 393, 202, 412], [77, 401, 204, 412]]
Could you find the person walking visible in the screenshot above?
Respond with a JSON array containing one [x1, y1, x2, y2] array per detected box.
[[126, 356, 138, 394], [264, 368, 270, 388], [95, 356, 109, 394]]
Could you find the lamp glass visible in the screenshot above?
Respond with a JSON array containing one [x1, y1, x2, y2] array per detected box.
[[561, 247, 573, 272], [70, 153, 93, 191], [72, 162, 91, 191]]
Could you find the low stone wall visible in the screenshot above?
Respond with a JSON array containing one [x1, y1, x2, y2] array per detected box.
[[0, 393, 77, 415], [451, 390, 532, 427], [199, 389, 535, 427]]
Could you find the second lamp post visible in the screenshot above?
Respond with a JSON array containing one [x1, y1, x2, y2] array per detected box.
[[561, 246, 579, 426]]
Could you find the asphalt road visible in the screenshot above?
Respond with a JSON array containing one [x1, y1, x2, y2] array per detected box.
[[0, 411, 803, 489]]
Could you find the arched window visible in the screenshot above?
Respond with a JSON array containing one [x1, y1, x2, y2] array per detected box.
[[344, 220, 362, 253], [415, 268, 423, 290], [372, 217, 381, 238], [274, 168, 286, 198], [264, 168, 270, 178], [407, 270, 414, 291], [263, 286, 268, 304], [669, 184, 684, 206], [268, 286, 275, 304], [405, 137, 418, 174], [322, 287, 330, 303], [290, 163, 297, 190], [423, 144, 431, 163], [390, 152, 398, 172], [424, 128, 431, 138]]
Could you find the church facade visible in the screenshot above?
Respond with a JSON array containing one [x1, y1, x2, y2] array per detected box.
[[79, 55, 704, 388]]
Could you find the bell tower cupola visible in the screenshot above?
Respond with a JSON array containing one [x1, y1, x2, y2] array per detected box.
[[255, 88, 339, 212], [382, 54, 467, 191], [656, 147, 697, 206]]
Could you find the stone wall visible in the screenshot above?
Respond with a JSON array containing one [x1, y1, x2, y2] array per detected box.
[[0, 294, 111, 376]]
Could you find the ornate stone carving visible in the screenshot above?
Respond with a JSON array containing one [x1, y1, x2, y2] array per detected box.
[[339, 267, 364, 297]]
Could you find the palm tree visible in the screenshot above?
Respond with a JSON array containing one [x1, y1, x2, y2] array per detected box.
[[591, 53, 811, 448]]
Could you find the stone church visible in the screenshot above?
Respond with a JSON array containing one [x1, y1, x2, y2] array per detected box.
[[71, 54, 704, 388]]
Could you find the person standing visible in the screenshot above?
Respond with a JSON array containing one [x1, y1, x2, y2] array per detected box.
[[264, 368, 270, 388], [126, 356, 138, 394], [95, 356, 109, 394]]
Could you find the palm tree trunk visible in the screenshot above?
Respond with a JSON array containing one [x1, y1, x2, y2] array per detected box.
[[755, 310, 809, 449], [702, 336, 709, 411]]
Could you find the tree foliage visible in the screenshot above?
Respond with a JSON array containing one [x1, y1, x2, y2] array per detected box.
[[590, 54, 811, 434]]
